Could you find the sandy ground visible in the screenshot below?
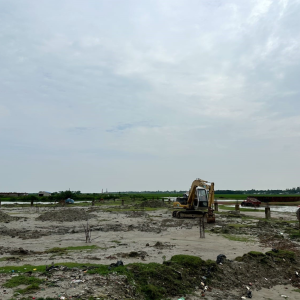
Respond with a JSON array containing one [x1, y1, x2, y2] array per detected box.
[[0, 207, 271, 263], [0, 205, 299, 299]]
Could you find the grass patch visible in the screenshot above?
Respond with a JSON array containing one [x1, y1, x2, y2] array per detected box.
[[0, 262, 102, 274], [12, 298, 58, 300], [87, 264, 131, 277], [170, 254, 204, 268], [126, 255, 217, 299], [46, 245, 97, 254], [266, 250, 296, 260], [285, 228, 300, 240], [222, 234, 255, 242], [45, 247, 67, 254], [0, 255, 216, 300], [4, 275, 43, 288], [16, 283, 40, 294], [65, 245, 98, 251], [214, 211, 260, 220], [227, 223, 249, 228], [293, 289, 300, 293], [248, 251, 265, 257], [111, 240, 121, 244], [0, 256, 22, 262]]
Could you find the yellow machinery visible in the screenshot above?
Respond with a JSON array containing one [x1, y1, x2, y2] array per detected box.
[[172, 179, 215, 223]]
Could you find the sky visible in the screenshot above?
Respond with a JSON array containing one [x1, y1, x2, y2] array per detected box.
[[1, 0, 300, 192]]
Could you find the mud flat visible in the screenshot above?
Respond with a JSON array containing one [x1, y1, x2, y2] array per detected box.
[[0, 202, 299, 299]]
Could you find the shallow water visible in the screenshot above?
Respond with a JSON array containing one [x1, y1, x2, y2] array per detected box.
[[225, 204, 299, 213]]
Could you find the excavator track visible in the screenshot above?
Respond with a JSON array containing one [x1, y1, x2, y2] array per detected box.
[[172, 210, 207, 219]]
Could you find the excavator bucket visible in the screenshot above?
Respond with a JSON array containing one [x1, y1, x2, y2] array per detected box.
[[207, 208, 215, 223], [206, 214, 215, 223]]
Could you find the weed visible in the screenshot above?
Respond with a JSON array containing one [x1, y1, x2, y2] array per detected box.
[[65, 245, 98, 250], [227, 223, 249, 228], [248, 251, 265, 257], [4, 275, 43, 288], [285, 228, 300, 240], [16, 283, 40, 294], [266, 249, 296, 260], [169, 255, 204, 268], [222, 234, 255, 242], [0, 262, 102, 274], [0, 257, 22, 262], [46, 245, 97, 254]]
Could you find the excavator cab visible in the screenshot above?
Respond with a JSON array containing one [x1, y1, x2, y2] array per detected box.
[[194, 187, 208, 208]]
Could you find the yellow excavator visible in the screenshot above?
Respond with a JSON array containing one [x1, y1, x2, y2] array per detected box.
[[172, 179, 215, 223]]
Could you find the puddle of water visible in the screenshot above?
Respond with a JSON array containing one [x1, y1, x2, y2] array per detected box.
[[225, 205, 299, 213]]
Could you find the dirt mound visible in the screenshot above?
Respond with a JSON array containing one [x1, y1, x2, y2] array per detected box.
[[135, 199, 168, 208], [36, 209, 95, 222], [153, 241, 174, 249], [117, 251, 148, 259], [0, 210, 19, 222]]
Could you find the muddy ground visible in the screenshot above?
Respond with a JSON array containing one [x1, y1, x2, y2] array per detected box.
[[0, 201, 299, 300]]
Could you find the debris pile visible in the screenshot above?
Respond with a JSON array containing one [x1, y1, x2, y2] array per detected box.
[[36, 209, 96, 222]]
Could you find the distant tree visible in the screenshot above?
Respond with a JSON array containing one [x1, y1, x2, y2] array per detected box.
[[54, 190, 79, 200], [27, 195, 38, 206]]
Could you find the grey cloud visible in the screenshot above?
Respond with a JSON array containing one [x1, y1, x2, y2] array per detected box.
[[0, 0, 300, 191]]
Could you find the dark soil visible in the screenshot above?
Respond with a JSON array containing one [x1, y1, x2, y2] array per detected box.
[[36, 208, 96, 222]]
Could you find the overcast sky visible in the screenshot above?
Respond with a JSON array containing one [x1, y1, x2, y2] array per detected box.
[[1, 0, 300, 192]]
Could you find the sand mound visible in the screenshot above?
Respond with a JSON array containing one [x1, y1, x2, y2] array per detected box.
[[0, 210, 19, 222], [135, 199, 168, 208], [36, 209, 95, 222]]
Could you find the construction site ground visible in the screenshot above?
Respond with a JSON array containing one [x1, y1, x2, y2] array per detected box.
[[0, 200, 299, 300]]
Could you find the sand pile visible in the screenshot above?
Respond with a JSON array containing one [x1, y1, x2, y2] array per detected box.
[[135, 199, 168, 208], [36, 208, 95, 222], [0, 210, 18, 222]]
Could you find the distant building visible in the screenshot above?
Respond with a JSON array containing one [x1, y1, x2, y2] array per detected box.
[[38, 191, 51, 197], [0, 192, 28, 197]]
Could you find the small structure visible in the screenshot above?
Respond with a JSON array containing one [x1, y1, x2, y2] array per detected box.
[[241, 198, 261, 207], [65, 198, 75, 204], [38, 191, 51, 197]]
